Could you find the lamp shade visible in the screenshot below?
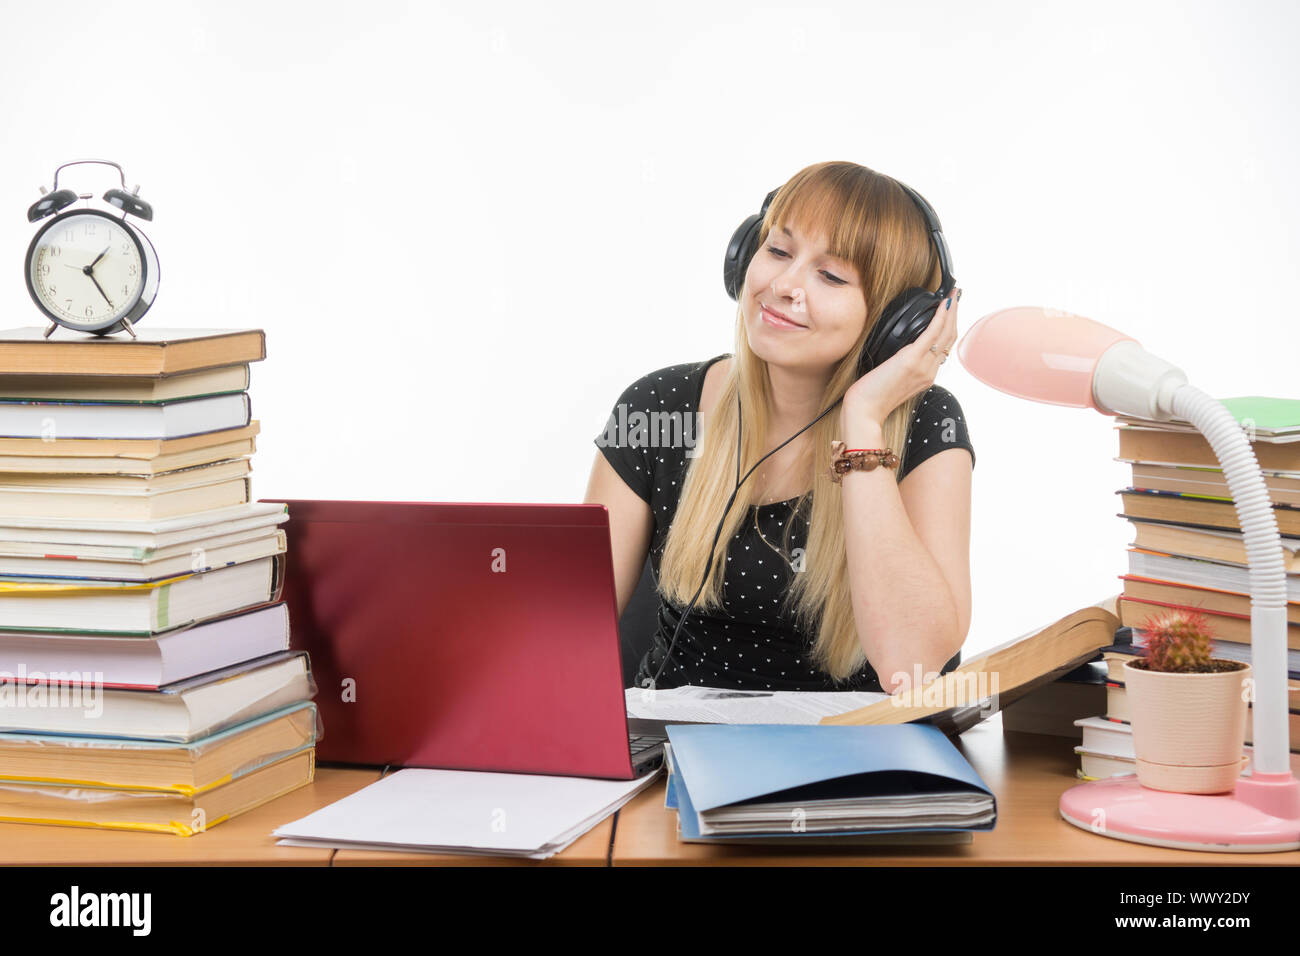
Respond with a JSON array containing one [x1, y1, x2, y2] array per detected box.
[[956, 306, 1137, 410]]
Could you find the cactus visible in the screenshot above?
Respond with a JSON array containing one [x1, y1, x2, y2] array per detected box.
[[1137, 608, 1216, 672]]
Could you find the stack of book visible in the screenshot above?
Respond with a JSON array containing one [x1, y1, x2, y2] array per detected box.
[[1072, 396, 1300, 780], [0, 327, 316, 835]]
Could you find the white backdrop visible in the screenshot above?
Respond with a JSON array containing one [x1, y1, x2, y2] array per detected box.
[[0, 0, 1295, 659]]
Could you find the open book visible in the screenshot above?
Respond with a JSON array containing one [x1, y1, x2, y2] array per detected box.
[[627, 596, 1122, 736]]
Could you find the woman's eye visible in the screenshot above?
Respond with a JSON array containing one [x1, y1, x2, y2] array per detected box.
[[767, 246, 846, 285]]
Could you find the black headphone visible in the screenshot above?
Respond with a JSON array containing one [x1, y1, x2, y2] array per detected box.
[[722, 179, 954, 375], [645, 177, 955, 691], [27, 159, 154, 224]]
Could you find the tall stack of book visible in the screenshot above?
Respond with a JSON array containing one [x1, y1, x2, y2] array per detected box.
[[0, 327, 316, 835], [1073, 396, 1300, 780]]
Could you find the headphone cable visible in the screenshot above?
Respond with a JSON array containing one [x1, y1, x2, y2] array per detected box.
[[646, 388, 843, 689]]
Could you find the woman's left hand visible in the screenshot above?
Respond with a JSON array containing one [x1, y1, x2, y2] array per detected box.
[[844, 288, 961, 430]]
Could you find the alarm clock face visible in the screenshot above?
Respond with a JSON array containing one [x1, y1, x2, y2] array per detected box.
[[25, 209, 153, 333]]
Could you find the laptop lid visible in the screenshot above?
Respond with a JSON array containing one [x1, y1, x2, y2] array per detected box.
[[261, 499, 640, 780]]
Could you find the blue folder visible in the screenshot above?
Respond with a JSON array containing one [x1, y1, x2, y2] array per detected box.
[[665, 723, 996, 842]]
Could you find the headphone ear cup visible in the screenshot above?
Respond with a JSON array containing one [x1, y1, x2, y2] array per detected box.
[[27, 189, 78, 223], [723, 212, 763, 301], [723, 188, 778, 301], [104, 189, 153, 221], [860, 289, 942, 375]]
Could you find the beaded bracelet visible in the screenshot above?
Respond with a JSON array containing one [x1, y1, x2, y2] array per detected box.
[[828, 440, 899, 483]]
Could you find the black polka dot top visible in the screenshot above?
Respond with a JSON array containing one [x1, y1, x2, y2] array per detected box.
[[593, 353, 975, 693]]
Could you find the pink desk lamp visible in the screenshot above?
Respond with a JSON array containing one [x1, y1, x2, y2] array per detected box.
[[958, 305, 1300, 852]]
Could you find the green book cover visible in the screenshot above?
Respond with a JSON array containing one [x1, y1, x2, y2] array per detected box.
[[1220, 397, 1300, 435]]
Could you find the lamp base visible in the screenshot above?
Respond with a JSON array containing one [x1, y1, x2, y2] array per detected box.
[[1059, 772, 1300, 852]]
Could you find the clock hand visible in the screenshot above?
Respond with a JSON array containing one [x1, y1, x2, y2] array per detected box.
[[84, 269, 114, 309], [88, 245, 111, 271]]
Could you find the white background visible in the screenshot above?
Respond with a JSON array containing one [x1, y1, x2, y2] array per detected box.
[[0, 0, 1295, 658]]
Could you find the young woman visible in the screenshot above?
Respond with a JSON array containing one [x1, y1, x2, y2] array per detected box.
[[585, 161, 974, 695]]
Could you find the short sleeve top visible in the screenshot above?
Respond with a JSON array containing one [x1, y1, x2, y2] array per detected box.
[[593, 353, 975, 692]]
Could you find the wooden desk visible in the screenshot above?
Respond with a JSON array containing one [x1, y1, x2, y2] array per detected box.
[[611, 713, 1300, 866], [9, 718, 1298, 866]]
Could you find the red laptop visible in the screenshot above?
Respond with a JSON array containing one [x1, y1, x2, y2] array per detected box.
[[260, 499, 663, 780]]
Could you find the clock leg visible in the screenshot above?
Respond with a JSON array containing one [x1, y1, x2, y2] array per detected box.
[[43, 322, 58, 339], [119, 317, 137, 339]]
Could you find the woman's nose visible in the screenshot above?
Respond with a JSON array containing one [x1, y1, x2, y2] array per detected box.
[[770, 267, 803, 301]]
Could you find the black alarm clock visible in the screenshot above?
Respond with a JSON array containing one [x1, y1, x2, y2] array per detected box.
[[24, 159, 159, 338]]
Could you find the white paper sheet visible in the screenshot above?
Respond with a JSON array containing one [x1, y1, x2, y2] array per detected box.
[[272, 766, 661, 859], [625, 685, 887, 724]]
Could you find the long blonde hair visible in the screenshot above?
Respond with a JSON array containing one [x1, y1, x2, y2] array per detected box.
[[658, 161, 941, 680]]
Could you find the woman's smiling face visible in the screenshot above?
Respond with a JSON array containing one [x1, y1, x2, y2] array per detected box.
[[742, 219, 868, 372]]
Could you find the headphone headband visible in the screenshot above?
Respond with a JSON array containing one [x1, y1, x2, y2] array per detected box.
[[892, 179, 954, 298]]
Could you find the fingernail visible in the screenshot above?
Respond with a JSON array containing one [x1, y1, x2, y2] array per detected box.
[[944, 296, 952, 309], [956, 288, 963, 301]]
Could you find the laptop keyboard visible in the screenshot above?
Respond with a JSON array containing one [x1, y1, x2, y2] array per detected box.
[[628, 733, 667, 756]]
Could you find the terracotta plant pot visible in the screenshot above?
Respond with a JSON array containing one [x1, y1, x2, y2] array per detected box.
[[1122, 659, 1252, 794]]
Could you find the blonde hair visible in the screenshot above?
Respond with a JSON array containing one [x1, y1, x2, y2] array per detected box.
[[658, 161, 941, 680]]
